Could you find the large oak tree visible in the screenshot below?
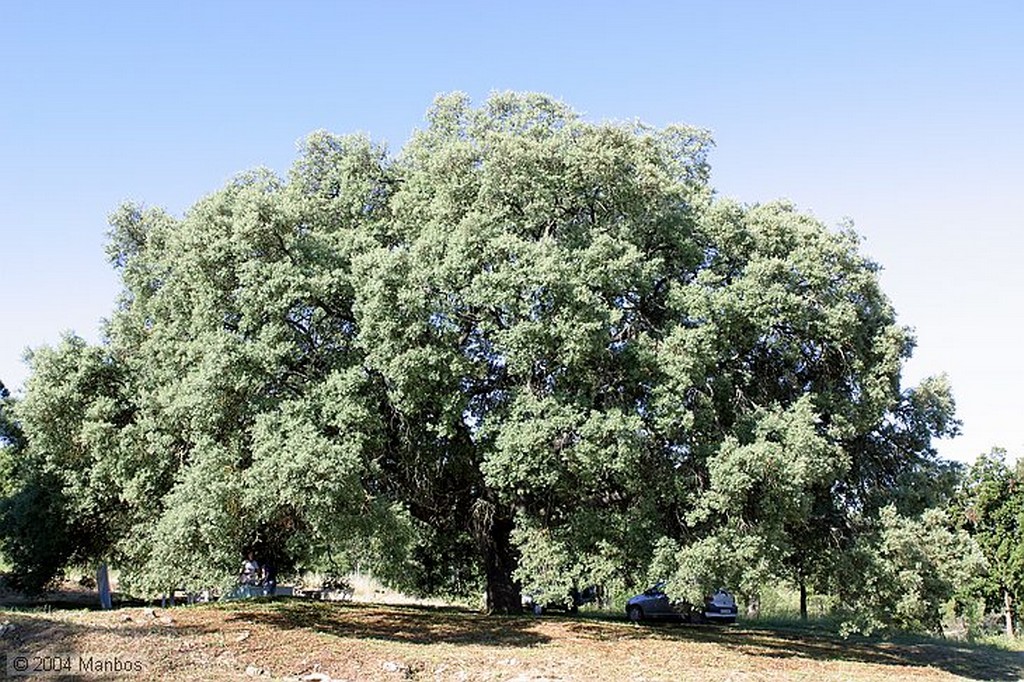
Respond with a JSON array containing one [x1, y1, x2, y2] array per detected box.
[[1, 93, 958, 615]]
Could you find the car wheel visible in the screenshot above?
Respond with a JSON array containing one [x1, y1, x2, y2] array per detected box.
[[627, 605, 644, 622]]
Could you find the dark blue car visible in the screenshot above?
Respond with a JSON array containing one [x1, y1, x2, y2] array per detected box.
[[626, 583, 737, 624]]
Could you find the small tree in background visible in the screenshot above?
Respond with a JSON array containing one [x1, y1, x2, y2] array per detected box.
[[0, 340, 132, 592], [952, 449, 1024, 637], [830, 506, 984, 636]]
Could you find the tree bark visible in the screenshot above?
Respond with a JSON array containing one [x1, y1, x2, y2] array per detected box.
[[799, 578, 808, 621], [475, 501, 521, 614], [746, 594, 760, 619], [96, 562, 112, 610], [1004, 586, 1014, 638]]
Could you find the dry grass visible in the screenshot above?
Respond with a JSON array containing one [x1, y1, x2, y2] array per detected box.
[[1, 599, 1021, 681]]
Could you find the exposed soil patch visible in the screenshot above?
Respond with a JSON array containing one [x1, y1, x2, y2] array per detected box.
[[1, 600, 1021, 681]]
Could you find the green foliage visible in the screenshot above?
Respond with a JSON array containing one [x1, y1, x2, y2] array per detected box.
[[124, 441, 246, 595], [100, 149, 415, 595], [0, 482, 76, 592], [0, 337, 133, 592], [832, 506, 984, 636], [513, 525, 580, 605], [0, 380, 22, 497], [951, 449, 1024, 634], [0, 93, 969, 623]]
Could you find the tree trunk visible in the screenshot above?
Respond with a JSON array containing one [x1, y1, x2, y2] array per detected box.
[[483, 514, 521, 613], [746, 594, 760, 619], [1004, 586, 1014, 638], [474, 500, 521, 614], [799, 578, 808, 621], [96, 562, 112, 610]]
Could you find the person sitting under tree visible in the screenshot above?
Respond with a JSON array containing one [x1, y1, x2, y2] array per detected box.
[[239, 551, 261, 587], [261, 559, 277, 598]]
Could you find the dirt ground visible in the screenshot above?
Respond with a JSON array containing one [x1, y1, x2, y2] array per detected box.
[[1, 599, 1022, 681]]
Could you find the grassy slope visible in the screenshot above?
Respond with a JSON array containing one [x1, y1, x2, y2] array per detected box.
[[1, 600, 1022, 681]]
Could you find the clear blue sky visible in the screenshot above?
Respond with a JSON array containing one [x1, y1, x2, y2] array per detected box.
[[2, 0, 1022, 463]]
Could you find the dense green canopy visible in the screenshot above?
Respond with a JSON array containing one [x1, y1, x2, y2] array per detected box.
[[951, 450, 1024, 636], [0, 93, 961, 618]]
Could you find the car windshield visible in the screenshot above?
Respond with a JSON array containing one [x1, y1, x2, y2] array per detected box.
[[710, 589, 735, 606]]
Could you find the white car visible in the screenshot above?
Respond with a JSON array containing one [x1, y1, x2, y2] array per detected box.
[[626, 583, 737, 624]]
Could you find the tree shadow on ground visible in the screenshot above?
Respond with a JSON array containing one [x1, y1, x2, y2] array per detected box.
[[563, 615, 1024, 682], [0, 609, 217, 676], [724, 628, 1024, 682], [227, 599, 551, 648], [1, 609, 216, 641], [222, 601, 1024, 680]]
